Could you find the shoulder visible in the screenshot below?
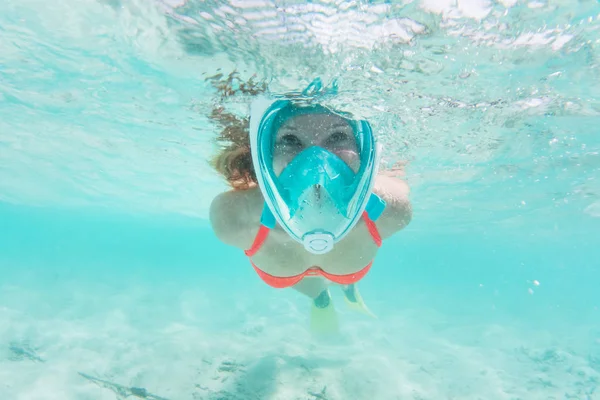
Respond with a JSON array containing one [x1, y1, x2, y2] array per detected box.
[[209, 188, 264, 249], [371, 175, 412, 239]]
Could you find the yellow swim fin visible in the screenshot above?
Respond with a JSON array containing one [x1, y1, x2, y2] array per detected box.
[[343, 284, 377, 319], [310, 290, 339, 335]]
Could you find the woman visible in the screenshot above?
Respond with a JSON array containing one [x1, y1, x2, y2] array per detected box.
[[208, 79, 412, 334]]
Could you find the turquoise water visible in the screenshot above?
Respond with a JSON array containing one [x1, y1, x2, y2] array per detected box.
[[2, 1, 600, 399]]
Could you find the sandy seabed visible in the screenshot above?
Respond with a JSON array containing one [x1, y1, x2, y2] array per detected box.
[[1, 274, 598, 400]]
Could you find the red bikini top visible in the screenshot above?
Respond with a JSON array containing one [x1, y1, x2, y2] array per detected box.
[[244, 195, 386, 289]]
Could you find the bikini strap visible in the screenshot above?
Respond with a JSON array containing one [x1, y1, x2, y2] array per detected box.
[[244, 204, 276, 257]]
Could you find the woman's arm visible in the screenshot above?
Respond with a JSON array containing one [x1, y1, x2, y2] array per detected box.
[[371, 174, 412, 239], [209, 187, 264, 249]]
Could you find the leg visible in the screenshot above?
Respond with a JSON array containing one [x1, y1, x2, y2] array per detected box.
[[293, 278, 339, 334], [341, 284, 357, 302], [292, 277, 329, 300], [340, 283, 377, 319]]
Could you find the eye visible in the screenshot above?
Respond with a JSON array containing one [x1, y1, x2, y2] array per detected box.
[[278, 134, 302, 147], [327, 131, 350, 144]]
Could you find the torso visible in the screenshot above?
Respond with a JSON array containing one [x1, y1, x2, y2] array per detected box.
[[245, 215, 380, 279], [210, 186, 392, 282]]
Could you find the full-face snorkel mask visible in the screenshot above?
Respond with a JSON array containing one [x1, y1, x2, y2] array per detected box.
[[249, 82, 385, 255]]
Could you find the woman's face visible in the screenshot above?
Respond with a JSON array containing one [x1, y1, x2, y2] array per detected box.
[[272, 113, 360, 176]]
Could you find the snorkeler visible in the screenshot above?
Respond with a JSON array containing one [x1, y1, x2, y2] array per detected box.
[[209, 80, 412, 334]]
